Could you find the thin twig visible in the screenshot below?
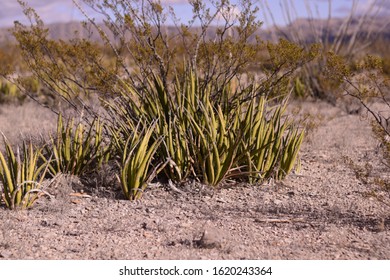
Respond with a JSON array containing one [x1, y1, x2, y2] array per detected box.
[[254, 217, 305, 223]]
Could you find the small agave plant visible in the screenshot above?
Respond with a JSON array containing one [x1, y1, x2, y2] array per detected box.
[[44, 114, 110, 176], [0, 137, 50, 209], [115, 122, 163, 200]]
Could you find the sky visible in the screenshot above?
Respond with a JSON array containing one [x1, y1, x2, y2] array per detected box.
[[0, 0, 389, 28]]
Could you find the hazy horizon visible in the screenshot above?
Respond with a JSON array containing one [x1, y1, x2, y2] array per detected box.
[[1, 0, 389, 29]]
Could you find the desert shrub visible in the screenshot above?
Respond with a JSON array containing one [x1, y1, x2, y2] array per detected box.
[[0, 76, 53, 105], [0, 39, 52, 104], [0, 44, 21, 103], [10, 0, 263, 116], [12, 1, 320, 107], [368, 37, 390, 78], [0, 79, 20, 103], [263, 0, 389, 103], [330, 51, 390, 199], [326, 52, 389, 137], [0, 137, 50, 209]]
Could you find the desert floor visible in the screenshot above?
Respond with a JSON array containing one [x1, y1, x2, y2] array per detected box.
[[0, 100, 389, 259]]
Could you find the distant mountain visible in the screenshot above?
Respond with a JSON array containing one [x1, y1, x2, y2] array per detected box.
[[0, 21, 103, 43], [1, 16, 389, 45], [273, 16, 390, 43]]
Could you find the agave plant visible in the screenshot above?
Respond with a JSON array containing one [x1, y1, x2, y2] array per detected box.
[[106, 68, 304, 187], [237, 96, 305, 182], [187, 95, 238, 185], [44, 114, 109, 176], [116, 123, 163, 200], [106, 73, 196, 182], [0, 138, 49, 209]]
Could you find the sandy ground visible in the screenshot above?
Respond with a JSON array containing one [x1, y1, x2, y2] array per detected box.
[[0, 100, 389, 259]]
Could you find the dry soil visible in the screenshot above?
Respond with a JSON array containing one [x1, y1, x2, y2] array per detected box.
[[0, 100, 389, 259]]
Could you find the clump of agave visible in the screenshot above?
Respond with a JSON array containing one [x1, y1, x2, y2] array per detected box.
[[0, 137, 50, 209], [107, 69, 304, 195]]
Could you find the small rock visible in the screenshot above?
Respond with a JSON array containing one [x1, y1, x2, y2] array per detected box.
[[195, 224, 226, 249], [273, 199, 283, 205], [0, 251, 11, 258], [143, 231, 153, 238], [287, 191, 295, 197], [372, 218, 385, 233], [157, 224, 167, 233]]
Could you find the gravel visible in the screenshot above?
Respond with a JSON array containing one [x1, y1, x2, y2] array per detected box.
[[0, 100, 389, 259]]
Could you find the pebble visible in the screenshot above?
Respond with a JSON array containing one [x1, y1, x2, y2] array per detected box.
[[196, 223, 227, 249], [0, 250, 11, 258]]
